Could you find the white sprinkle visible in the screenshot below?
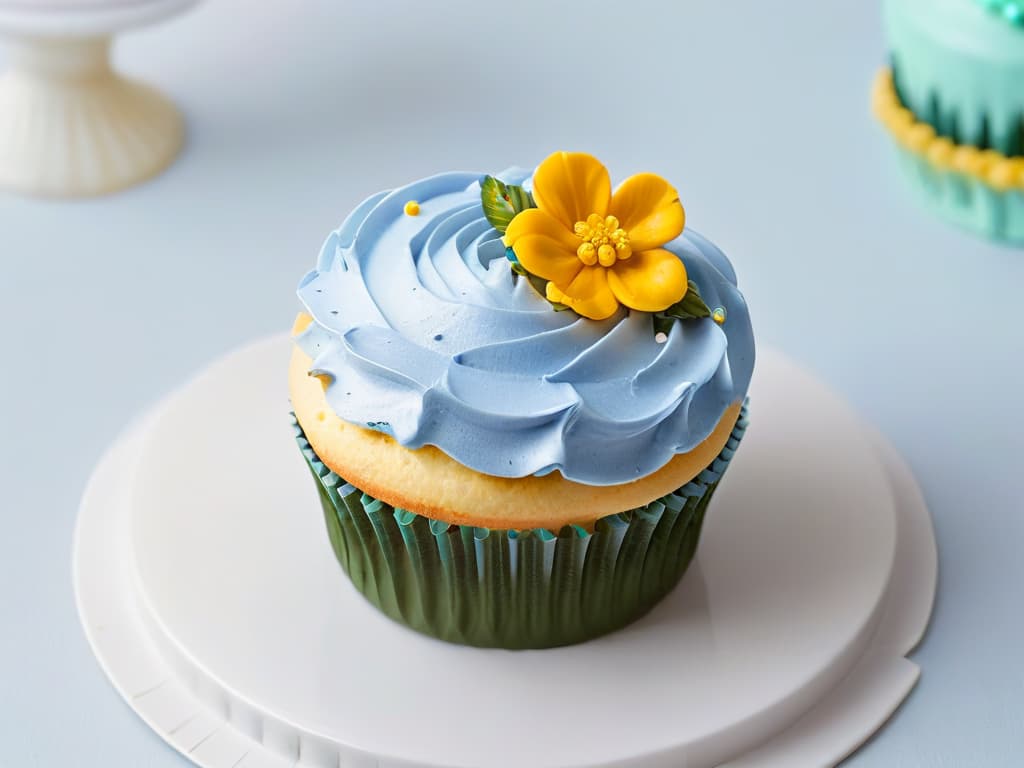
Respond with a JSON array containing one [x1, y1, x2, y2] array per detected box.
[[655, 332, 668, 344]]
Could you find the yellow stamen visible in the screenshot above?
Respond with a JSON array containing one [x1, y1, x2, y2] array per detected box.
[[577, 242, 598, 265], [573, 212, 632, 266]]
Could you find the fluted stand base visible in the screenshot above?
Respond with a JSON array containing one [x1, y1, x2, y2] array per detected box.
[[0, 36, 183, 197]]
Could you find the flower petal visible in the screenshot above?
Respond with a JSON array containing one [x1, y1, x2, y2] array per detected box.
[[553, 265, 620, 320], [532, 151, 611, 229], [609, 173, 685, 251], [513, 235, 583, 286], [504, 207, 579, 250], [607, 249, 688, 312]]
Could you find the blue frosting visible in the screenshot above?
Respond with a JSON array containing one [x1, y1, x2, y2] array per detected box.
[[295, 167, 754, 486]]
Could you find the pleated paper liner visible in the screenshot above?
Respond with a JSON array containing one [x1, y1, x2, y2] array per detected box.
[[292, 405, 748, 649]]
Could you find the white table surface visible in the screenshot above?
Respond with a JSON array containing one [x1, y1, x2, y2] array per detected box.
[[1, 1, 1022, 766]]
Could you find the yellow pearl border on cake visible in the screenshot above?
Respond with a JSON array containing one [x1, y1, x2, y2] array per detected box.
[[872, 68, 1024, 192]]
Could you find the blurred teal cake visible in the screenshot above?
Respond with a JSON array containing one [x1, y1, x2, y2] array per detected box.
[[875, 0, 1024, 241]]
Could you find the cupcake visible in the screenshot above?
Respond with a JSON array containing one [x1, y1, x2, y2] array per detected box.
[[874, 0, 1024, 241], [290, 151, 754, 648]]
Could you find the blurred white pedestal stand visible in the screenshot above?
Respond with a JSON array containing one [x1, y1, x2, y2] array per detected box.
[[0, 0, 195, 196]]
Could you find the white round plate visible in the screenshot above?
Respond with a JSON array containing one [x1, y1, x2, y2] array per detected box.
[[74, 335, 937, 768]]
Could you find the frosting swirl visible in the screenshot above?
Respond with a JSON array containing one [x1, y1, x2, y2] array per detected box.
[[295, 167, 754, 486]]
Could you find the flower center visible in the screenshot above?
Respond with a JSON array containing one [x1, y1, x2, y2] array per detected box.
[[573, 214, 632, 267]]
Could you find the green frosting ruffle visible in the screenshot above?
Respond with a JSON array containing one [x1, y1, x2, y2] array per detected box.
[[292, 406, 748, 649]]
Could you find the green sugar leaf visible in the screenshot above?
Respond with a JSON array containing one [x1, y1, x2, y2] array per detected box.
[[481, 175, 535, 233], [658, 280, 712, 323], [652, 314, 676, 337], [524, 272, 552, 302]]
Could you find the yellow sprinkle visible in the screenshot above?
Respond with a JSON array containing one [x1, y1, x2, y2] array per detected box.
[[316, 411, 326, 422], [404, 200, 420, 216]]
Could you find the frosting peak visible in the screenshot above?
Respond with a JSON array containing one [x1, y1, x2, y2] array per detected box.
[[295, 165, 754, 486]]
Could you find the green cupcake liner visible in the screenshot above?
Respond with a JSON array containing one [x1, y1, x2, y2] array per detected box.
[[291, 405, 748, 649]]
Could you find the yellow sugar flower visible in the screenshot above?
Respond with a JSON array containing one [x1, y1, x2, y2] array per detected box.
[[504, 151, 688, 320]]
